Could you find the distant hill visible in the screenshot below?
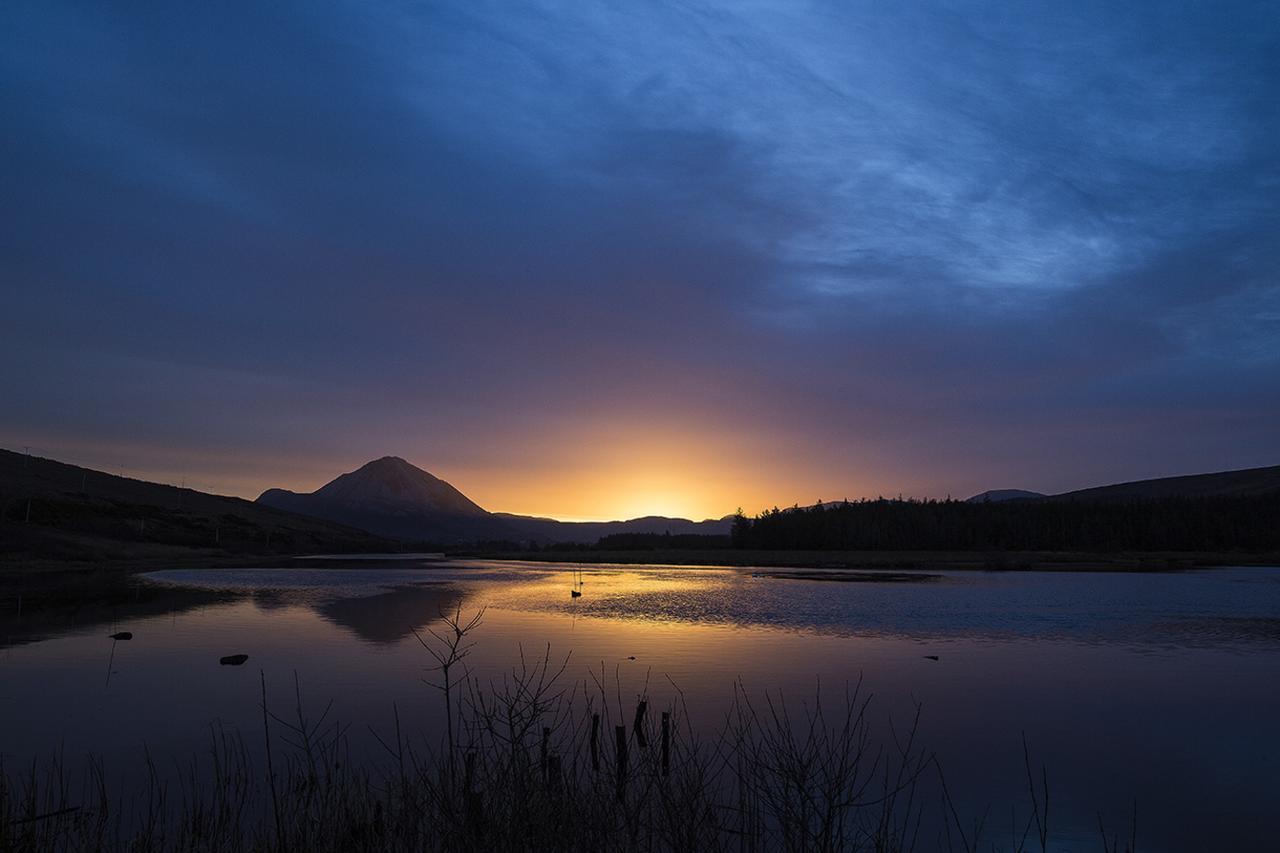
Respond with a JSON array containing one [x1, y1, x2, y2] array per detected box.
[[497, 512, 734, 543], [257, 456, 731, 544], [733, 464, 1280, 552], [16, 450, 1274, 558], [258, 457, 499, 541], [0, 448, 394, 565], [966, 489, 1046, 503], [961, 465, 1280, 505], [1052, 464, 1280, 501]]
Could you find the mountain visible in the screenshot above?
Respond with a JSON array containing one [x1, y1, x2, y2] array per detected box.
[[0, 448, 394, 565], [257, 457, 731, 543], [966, 489, 1046, 503], [258, 457, 499, 542], [306, 456, 486, 516], [1052, 464, 1280, 501]]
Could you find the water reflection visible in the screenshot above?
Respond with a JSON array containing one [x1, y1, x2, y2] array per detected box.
[[23, 562, 1280, 655], [316, 584, 463, 644], [148, 566, 475, 646], [1, 562, 1277, 852], [464, 562, 1280, 651], [0, 583, 239, 650]]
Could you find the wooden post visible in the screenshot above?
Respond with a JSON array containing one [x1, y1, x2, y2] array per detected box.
[[591, 713, 600, 771], [465, 750, 483, 838], [547, 754, 562, 794], [541, 726, 550, 782], [661, 711, 670, 777], [615, 725, 627, 802], [633, 700, 648, 748]]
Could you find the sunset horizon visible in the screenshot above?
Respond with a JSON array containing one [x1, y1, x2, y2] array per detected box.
[[6, 443, 1277, 524], [4, 3, 1278, 528], [2, 2, 1277, 850]]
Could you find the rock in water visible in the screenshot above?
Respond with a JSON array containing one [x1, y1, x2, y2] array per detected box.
[[219, 654, 249, 666], [109, 632, 133, 641]]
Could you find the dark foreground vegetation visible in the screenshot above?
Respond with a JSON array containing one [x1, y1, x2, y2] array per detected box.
[[0, 613, 1138, 853]]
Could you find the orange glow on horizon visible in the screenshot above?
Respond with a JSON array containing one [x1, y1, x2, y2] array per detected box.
[[7, 418, 883, 522], [465, 467, 743, 522], [446, 423, 846, 521]]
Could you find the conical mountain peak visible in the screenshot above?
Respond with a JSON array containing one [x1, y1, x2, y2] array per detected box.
[[310, 457, 487, 517], [256, 457, 731, 542]]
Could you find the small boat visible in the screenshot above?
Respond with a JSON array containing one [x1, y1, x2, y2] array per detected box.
[[219, 654, 249, 666], [109, 632, 133, 641], [570, 568, 584, 597]]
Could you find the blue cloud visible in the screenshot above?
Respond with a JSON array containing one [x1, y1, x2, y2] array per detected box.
[[1, 0, 1276, 501]]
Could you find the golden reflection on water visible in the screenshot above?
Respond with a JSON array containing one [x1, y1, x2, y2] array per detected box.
[[5, 565, 1280, 853]]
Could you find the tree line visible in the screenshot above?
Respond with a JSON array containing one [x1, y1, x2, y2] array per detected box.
[[727, 493, 1280, 552]]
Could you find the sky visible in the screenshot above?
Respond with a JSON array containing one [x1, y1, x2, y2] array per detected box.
[[2, 1, 1278, 521]]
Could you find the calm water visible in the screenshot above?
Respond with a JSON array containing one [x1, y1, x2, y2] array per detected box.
[[2, 561, 1278, 851]]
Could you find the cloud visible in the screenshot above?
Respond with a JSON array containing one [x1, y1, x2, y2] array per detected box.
[[1, 0, 1276, 513]]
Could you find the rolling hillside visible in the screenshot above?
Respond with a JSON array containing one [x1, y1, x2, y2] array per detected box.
[[0, 448, 394, 565], [1054, 464, 1280, 501]]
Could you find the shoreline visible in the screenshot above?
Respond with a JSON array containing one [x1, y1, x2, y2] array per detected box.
[[5, 546, 1280, 596], [3, 547, 1277, 642], [460, 547, 1280, 572]]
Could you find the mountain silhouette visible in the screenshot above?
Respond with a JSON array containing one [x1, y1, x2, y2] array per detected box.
[[257, 456, 730, 543], [961, 466, 1280, 504], [966, 489, 1046, 503], [0, 447, 394, 561], [266, 456, 486, 517], [257, 457, 499, 541], [1051, 464, 1280, 501]]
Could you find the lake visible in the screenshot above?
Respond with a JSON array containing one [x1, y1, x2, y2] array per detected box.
[[2, 561, 1278, 851]]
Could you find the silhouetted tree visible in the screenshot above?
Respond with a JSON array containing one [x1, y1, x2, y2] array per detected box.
[[730, 508, 750, 548], [727, 493, 1280, 553]]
